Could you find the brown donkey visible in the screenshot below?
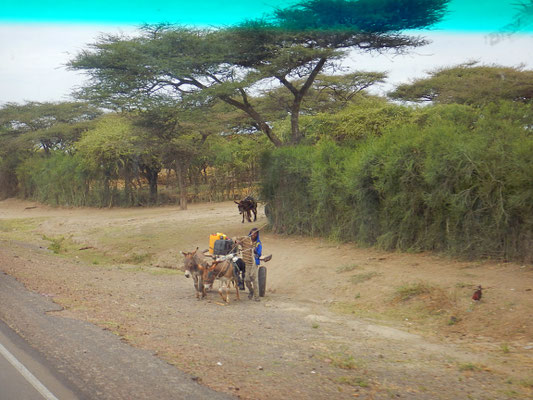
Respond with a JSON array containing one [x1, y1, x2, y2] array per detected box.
[[204, 258, 240, 303], [181, 248, 209, 300]]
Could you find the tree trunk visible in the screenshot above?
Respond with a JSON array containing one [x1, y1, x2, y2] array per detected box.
[[290, 98, 303, 145], [143, 165, 159, 205], [176, 161, 187, 210]]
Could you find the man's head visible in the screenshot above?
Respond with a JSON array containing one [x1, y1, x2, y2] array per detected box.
[[249, 227, 259, 241]]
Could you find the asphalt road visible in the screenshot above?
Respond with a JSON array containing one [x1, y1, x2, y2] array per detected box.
[[0, 270, 233, 400], [0, 318, 77, 400]]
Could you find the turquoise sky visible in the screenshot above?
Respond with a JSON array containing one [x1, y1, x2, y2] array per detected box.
[[1, 0, 532, 32]]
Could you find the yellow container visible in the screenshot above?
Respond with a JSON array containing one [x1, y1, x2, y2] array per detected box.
[[209, 232, 227, 254]]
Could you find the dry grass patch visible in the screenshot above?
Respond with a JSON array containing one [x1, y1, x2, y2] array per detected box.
[[350, 271, 380, 284], [336, 263, 362, 273], [335, 375, 369, 387]]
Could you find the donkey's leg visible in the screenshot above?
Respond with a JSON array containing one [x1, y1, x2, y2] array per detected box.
[[222, 283, 230, 303], [193, 276, 200, 299], [218, 287, 226, 302], [235, 281, 240, 301]]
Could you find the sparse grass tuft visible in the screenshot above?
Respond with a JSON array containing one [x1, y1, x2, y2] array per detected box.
[[350, 272, 379, 284], [329, 353, 360, 370], [394, 282, 432, 301], [125, 252, 152, 265], [336, 376, 369, 387], [43, 235, 65, 254], [458, 362, 480, 372], [501, 343, 511, 354], [519, 378, 533, 388], [336, 263, 361, 273]]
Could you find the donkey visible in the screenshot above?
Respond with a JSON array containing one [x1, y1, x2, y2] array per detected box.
[[181, 248, 211, 300], [203, 258, 240, 303], [234, 196, 257, 223]]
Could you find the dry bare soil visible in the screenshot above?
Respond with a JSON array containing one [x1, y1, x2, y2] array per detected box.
[[0, 198, 532, 399]]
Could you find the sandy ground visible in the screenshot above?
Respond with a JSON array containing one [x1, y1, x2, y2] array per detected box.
[[0, 198, 532, 399]]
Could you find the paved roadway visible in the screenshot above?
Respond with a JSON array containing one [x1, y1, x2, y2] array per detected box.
[[0, 318, 77, 399], [0, 270, 233, 400]]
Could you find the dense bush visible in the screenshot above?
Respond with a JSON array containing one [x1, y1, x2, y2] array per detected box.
[[16, 153, 90, 206], [261, 102, 533, 261]]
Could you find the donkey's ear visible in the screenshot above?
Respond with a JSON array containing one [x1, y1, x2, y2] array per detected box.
[[192, 247, 198, 255], [180, 251, 187, 256], [234, 201, 240, 204]]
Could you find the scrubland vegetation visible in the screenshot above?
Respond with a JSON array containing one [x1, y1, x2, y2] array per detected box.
[[1, 0, 531, 262]]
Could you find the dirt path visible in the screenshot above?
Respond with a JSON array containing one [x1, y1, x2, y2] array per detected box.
[[0, 199, 532, 399]]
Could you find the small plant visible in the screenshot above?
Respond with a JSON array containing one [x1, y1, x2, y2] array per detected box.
[[394, 282, 432, 301], [126, 252, 152, 264], [329, 353, 359, 370], [458, 362, 480, 372], [43, 235, 65, 254], [336, 376, 368, 387], [336, 263, 361, 273], [500, 343, 511, 354], [312, 323, 319, 329], [447, 316, 460, 325], [350, 272, 378, 284]]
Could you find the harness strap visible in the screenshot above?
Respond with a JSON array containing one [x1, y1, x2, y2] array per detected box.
[[215, 261, 232, 279]]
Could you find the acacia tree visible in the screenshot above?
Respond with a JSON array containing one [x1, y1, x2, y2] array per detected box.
[[69, 0, 449, 146], [0, 101, 101, 197], [0, 101, 101, 154], [132, 104, 220, 209], [256, 71, 387, 119], [389, 63, 533, 105]]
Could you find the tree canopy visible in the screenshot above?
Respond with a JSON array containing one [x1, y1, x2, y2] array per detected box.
[[0, 101, 102, 154], [389, 63, 533, 105], [68, 0, 450, 146]]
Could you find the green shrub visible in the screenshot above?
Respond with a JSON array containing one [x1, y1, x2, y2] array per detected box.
[[261, 101, 533, 261]]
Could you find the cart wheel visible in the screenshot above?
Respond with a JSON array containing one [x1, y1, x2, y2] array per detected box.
[[258, 266, 267, 297]]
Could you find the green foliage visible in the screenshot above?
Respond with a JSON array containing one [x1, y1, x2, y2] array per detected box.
[[275, 0, 449, 33], [0, 101, 100, 199], [389, 63, 533, 105], [262, 101, 533, 261], [16, 153, 90, 206], [42, 235, 65, 254], [300, 96, 415, 144], [260, 145, 315, 233], [69, 1, 449, 146]]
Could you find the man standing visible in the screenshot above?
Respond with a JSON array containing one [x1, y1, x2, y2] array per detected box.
[[249, 227, 262, 266]]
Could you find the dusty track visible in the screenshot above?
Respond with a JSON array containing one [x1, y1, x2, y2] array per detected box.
[[0, 199, 532, 399]]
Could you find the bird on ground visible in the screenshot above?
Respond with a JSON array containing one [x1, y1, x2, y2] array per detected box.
[[472, 285, 482, 301]]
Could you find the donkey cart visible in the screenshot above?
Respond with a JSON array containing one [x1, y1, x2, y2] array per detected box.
[[206, 233, 271, 297]]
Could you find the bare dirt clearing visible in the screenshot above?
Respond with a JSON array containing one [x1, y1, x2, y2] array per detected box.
[[0, 198, 532, 399]]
